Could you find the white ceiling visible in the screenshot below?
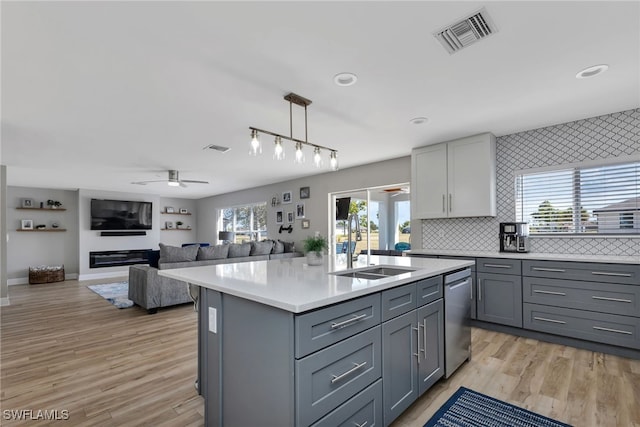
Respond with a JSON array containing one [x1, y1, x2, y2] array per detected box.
[[2, 1, 639, 199]]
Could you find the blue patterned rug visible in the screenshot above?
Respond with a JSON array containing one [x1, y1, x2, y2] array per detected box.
[[424, 387, 572, 427], [87, 282, 134, 309]]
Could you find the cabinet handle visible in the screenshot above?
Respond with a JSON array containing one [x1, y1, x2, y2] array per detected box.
[[353, 422, 368, 427], [533, 290, 566, 296], [591, 271, 632, 278], [592, 296, 632, 303], [592, 326, 632, 335], [413, 325, 422, 365], [533, 316, 566, 324], [331, 314, 367, 329], [442, 195, 445, 213], [532, 267, 566, 273], [483, 263, 511, 269], [478, 280, 482, 301], [331, 361, 367, 384], [448, 194, 452, 212]]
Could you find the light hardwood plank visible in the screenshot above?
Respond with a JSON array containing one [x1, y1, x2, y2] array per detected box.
[[2, 279, 639, 426]]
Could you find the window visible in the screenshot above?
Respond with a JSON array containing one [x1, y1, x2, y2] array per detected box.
[[515, 159, 639, 234], [219, 202, 267, 242]]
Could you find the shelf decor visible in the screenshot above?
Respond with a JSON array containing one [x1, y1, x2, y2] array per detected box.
[[21, 198, 34, 208], [165, 207, 175, 213], [179, 208, 188, 214], [21, 219, 33, 230]]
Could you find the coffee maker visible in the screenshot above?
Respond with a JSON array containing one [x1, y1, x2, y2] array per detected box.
[[500, 222, 530, 253]]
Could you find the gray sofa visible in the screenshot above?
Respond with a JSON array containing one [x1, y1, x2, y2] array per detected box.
[[128, 241, 301, 313]]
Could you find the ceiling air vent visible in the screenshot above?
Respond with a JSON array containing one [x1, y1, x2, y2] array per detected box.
[[434, 8, 496, 54], [203, 144, 230, 153]]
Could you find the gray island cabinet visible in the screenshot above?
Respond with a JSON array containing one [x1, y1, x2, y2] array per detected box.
[[159, 255, 473, 427]]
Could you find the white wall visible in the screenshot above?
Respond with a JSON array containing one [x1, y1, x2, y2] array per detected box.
[[6, 187, 79, 283], [1, 166, 8, 303], [196, 157, 411, 250], [158, 197, 198, 247]]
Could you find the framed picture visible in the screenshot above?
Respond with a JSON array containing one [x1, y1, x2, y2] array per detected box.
[[300, 186, 310, 199], [165, 221, 174, 229], [165, 207, 175, 213], [21, 198, 34, 208], [287, 212, 294, 224], [295, 202, 305, 219], [179, 208, 188, 214], [21, 219, 33, 230], [276, 210, 284, 224], [301, 219, 310, 229], [282, 191, 292, 204]]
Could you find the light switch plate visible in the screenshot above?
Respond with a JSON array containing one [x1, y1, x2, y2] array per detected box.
[[208, 307, 217, 333]]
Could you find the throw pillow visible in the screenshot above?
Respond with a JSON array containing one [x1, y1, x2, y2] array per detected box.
[[250, 241, 273, 256], [228, 242, 251, 258], [159, 243, 199, 263], [197, 244, 229, 260], [272, 239, 285, 254], [147, 250, 160, 268], [278, 240, 295, 253]]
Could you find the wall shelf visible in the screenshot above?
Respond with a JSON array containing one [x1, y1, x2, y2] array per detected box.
[[16, 207, 67, 211], [161, 212, 191, 215], [161, 228, 192, 231], [17, 228, 67, 232]]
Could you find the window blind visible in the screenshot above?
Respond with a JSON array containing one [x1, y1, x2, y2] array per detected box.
[[515, 160, 639, 234]]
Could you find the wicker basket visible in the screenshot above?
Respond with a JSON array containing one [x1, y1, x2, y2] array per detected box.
[[29, 265, 65, 284]]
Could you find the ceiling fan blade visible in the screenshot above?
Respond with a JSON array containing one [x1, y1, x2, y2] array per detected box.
[[181, 179, 210, 184], [131, 180, 167, 185], [179, 181, 188, 188]]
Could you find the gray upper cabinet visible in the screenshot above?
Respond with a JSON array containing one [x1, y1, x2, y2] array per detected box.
[[411, 133, 496, 219]]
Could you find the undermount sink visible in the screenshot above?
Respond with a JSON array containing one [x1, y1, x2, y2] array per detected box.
[[332, 265, 417, 280]]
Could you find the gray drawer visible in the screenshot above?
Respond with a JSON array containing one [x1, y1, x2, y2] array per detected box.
[[523, 260, 640, 285], [381, 283, 417, 322], [477, 257, 522, 275], [523, 303, 640, 349], [417, 275, 443, 307], [523, 277, 640, 317], [311, 379, 382, 427], [296, 294, 381, 358], [296, 326, 382, 426]]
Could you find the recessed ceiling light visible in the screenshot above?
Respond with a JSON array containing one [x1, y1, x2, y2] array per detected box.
[[334, 72, 358, 87], [409, 117, 429, 125], [576, 64, 609, 79]]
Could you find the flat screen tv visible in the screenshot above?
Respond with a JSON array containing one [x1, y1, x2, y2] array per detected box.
[[91, 199, 153, 230], [336, 197, 351, 220]]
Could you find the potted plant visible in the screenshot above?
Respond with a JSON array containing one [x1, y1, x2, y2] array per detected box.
[[47, 200, 62, 209], [303, 234, 327, 266]]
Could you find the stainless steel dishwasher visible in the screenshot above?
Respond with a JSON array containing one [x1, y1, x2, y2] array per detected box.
[[444, 268, 472, 378]]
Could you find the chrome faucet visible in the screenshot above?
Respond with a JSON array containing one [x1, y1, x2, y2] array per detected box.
[[347, 213, 360, 269]]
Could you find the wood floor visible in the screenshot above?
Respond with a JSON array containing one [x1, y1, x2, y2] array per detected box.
[[1, 279, 639, 426]]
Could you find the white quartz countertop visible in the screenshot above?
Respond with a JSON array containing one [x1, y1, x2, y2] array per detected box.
[[404, 249, 639, 265], [159, 255, 473, 313]]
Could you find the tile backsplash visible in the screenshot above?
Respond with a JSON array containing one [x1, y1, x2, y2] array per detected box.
[[421, 108, 640, 257]]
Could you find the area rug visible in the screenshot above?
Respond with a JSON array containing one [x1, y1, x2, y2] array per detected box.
[[424, 387, 572, 427], [87, 282, 134, 309]]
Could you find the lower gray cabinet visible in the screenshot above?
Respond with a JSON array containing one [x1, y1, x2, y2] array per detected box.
[[382, 299, 444, 426], [311, 380, 383, 427], [476, 272, 523, 327]]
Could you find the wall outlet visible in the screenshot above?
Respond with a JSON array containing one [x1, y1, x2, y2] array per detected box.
[[208, 307, 217, 333]]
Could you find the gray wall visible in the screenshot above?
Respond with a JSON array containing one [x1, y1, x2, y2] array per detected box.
[[196, 157, 411, 251], [1, 166, 8, 302], [420, 108, 640, 257]]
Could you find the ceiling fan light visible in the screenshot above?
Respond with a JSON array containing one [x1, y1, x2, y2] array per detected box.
[[249, 129, 262, 156]]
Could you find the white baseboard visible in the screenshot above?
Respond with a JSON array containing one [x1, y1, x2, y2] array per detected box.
[[0, 297, 10, 306], [78, 271, 128, 281]]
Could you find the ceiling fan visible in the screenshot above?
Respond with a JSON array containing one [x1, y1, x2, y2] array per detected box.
[[131, 170, 209, 188]]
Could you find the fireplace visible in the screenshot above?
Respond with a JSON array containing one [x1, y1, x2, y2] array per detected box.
[[89, 249, 151, 268]]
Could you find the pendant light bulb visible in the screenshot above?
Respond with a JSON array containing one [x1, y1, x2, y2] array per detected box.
[[330, 151, 339, 171], [313, 147, 323, 168], [273, 136, 285, 160], [249, 129, 261, 156], [294, 142, 305, 164]]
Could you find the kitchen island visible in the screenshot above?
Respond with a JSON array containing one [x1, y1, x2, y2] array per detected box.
[[160, 255, 473, 427]]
